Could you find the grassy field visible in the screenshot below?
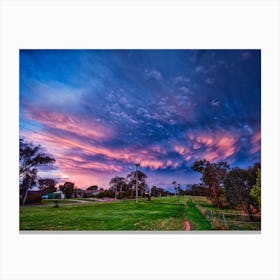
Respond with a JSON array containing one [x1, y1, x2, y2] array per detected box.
[[20, 196, 213, 231], [20, 196, 260, 231]]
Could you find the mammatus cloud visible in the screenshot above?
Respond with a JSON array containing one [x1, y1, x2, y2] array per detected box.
[[173, 130, 240, 163], [210, 99, 220, 107], [20, 50, 261, 188], [173, 76, 190, 84], [144, 69, 162, 80]]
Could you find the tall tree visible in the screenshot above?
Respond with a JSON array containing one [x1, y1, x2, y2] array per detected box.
[[20, 138, 55, 204], [109, 176, 127, 198], [224, 164, 260, 221], [59, 181, 75, 198], [38, 178, 57, 193], [151, 185, 157, 197], [192, 160, 229, 208], [172, 181, 178, 196], [127, 170, 148, 198]]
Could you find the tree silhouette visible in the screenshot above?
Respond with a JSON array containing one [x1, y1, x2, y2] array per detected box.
[[38, 178, 57, 193], [59, 181, 75, 198], [109, 176, 127, 198], [127, 170, 148, 197], [224, 165, 260, 221], [20, 138, 55, 204], [192, 160, 229, 208], [87, 185, 98, 191]]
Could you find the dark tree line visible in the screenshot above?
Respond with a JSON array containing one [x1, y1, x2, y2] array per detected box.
[[224, 163, 261, 221], [109, 170, 149, 199], [192, 160, 261, 221]]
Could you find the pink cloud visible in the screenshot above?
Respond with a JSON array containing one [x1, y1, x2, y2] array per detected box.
[[141, 159, 180, 170], [22, 128, 183, 187], [26, 110, 115, 141], [250, 131, 261, 154], [173, 131, 240, 163]]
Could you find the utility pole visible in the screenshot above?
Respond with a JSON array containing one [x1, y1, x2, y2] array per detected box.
[[135, 163, 140, 203]]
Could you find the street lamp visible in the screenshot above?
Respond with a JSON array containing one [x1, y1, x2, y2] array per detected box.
[[135, 163, 140, 203]]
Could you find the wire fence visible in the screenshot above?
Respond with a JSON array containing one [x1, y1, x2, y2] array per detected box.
[[193, 202, 261, 230]]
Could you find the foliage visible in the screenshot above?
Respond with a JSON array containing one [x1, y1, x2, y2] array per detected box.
[[172, 181, 181, 196], [151, 185, 166, 197], [224, 164, 260, 221], [87, 185, 98, 191], [188, 184, 210, 196], [96, 189, 114, 198], [109, 176, 127, 198], [59, 182, 75, 198], [192, 160, 229, 208], [19, 138, 55, 204], [250, 168, 261, 208], [24, 192, 42, 204], [127, 170, 148, 197], [38, 178, 57, 193]]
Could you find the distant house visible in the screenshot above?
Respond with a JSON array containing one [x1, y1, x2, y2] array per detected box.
[[76, 189, 100, 198], [42, 190, 65, 199], [41, 193, 56, 199]]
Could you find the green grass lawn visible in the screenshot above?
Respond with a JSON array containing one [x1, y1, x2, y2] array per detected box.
[[20, 196, 213, 231]]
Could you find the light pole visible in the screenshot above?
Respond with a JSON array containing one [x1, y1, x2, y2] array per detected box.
[[135, 163, 140, 203]]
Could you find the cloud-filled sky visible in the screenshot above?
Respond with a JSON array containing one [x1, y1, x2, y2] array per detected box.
[[20, 50, 261, 189]]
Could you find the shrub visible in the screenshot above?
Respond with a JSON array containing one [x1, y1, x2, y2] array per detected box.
[[97, 192, 104, 199], [24, 192, 42, 204]]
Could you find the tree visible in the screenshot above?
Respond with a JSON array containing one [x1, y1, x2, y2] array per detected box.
[[172, 181, 181, 203], [20, 138, 55, 204], [192, 160, 229, 208], [172, 181, 178, 196], [109, 176, 127, 198], [250, 168, 261, 208], [87, 185, 98, 191], [224, 164, 260, 221], [38, 178, 57, 194], [151, 185, 157, 197], [151, 185, 165, 197], [59, 181, 75, 198], [189, 184, 209, 196], [127, 170, 148, 198]]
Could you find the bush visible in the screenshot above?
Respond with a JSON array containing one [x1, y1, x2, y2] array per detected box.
[[97, 192, 104, 199], [24, 192, 42, 204]]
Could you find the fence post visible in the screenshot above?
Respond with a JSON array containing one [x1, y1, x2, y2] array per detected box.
[[222, 212, 227, 227]]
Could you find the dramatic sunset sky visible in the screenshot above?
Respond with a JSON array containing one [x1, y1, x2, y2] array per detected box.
[[20, 50, 261, 189]]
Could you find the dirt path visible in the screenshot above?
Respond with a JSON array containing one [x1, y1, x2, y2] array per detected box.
[[184, 220, 192, 231]]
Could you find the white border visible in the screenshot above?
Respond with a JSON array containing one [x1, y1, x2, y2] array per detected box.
[[1, 1, 279, 280]]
